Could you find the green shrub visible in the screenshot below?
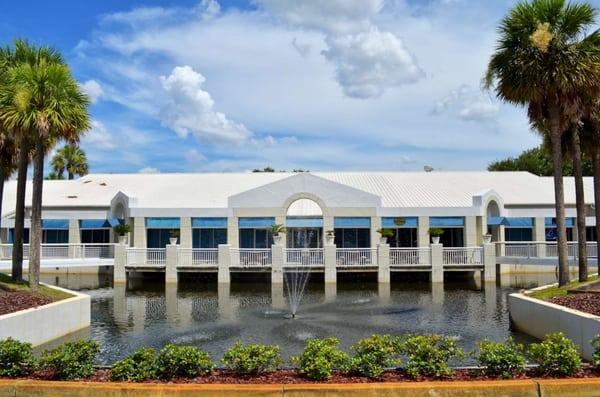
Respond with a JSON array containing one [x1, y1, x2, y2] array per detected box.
[[350, 334, 403, 378], [293, 338, 350, 380], [402, 334, 464, 378], [592, 335, 600, 368], [155, 344, 213, 380], [0, 338, 37, 377], [110, 348, 156, 382], [221, 342, 282, 375], [41, 340, 100, 380], [474, 338, 526, 379], [528, 332, 581, 376]]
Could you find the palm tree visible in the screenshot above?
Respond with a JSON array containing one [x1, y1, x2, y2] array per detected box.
[[485, 0, 600, 286], [51, 144, 88, 180], [581, 112, 600, 276], [0, 44, 90, 289], [0, 131, 17, 242]]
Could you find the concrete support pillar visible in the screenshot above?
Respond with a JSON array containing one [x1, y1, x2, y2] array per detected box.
[[271, 244, 284, 284], [465, 216, 477, 247], [477, 216, 486, 246], [323, 216, 334, 247], [484, 281, 497, 311], [218, 283, 234, 321], [431, 243, 443, 283], [377, 243, 390, 283], [482, 243, 496, 283], [371, 216, 381, 249], [133, 217, 146, 248], [324, 282, 336, 302], [271, 282, 285, 309], [112, 283, 127, 324], [324, 243, 336, 284], [431, 282, 444, 305], [180, 217, 192, 249], [227, 216, 238, 248], [534, 217, 546, 257], [217, 244, 231, 284], [378, 282, 391, 304], [68, 219, 81, 258], [114, 243, 127, 284], [165, 244, 178, 284], [418, 216, 429, 247]]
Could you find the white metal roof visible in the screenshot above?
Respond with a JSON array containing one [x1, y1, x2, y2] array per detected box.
[[0, 171, 594, 218]]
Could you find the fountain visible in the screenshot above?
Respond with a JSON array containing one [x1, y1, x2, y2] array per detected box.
[[283, 228, 316, 318]]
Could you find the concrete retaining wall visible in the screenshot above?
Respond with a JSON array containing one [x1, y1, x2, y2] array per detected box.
[[508, 292, 600, 361], [0, 284, 90, 346]]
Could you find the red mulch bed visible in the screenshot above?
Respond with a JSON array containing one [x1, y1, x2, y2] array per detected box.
[[0, 288, 53, 316], [16, 367, 600, 384], [549, 293, 600, 316]]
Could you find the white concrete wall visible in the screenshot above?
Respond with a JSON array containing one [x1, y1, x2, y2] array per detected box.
[[509, 292, 600, 361], [133, 217, 146, 248], [0, 285, 90, 346], [418, 216, 429, 247], [180, 217, 192, 249]]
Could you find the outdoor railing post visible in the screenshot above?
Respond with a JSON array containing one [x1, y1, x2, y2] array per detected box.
[[217, 244, 231, 284], [165, 244, 178, 284], [483, 243, 496, 283], [377, 243, 390, 283], [431, 243, 443, 283], [271, 244, 284, 284], [324, 243, 337, 285], [114, 243, 127, 284]]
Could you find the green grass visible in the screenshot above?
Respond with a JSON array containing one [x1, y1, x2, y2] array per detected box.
[[0, 273, 73, 302], [527, 275, 599, 300]]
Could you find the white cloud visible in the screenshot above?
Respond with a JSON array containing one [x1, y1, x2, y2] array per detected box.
[[323, 29, 423, 98], [291, 38, 311, 57], [81, 80, 104, 103], [159, 65, 252, 145], [254, 0, 384, 34], [434, 85, 499, 122], [184, 148, 207, 164], [83, 120, 115, 149], [138, 167, 159, 174], [196, 0, 220, 20]]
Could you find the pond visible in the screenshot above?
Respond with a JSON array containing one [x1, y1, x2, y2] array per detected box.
[[39, 272, 560, 365]]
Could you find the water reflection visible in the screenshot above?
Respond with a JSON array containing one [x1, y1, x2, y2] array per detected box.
[[40, 272, 565, 364]]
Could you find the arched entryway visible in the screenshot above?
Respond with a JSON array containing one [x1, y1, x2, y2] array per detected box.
[[285, 197, 324, 248]]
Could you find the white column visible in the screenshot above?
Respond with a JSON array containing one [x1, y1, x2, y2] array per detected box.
[[371, 216, 381, 248], [431, 243, 443, 283], [217, 244, 231, 284], [477, 216, 486, 246], [271, 282, 285, 310], [271, 244, 284, 284], [180, 217, 192, 249], [165, 244, 178, 284], [218, 283, 234, 321], [431, 282, 444, 305], [133, 217, 146, 248], [534, 217, 546, 257], [324, 243, 336, 284], [324, 283, 336, 302], [482, 243, 496, 283], [377, 243, 390, 283], [418, 216, 429, 247], [112, 283, 127, 324], [227, 216, 238, 248], [68, 219, 81, 258], [465, 216, 477, 247], [113, 242, 127, 284], [378, 282, 391, 304], [323, 216, 334, 247]]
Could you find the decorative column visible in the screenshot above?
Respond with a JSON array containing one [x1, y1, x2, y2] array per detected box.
[[322, 216, 334, 247], [271, 243, 284, 284], [370, 216, 381, 248], [133, 217, 146, 248], [431, 243, 443, 283], [465, 216, 477, 247], [418, 216, 429, 247], [227, 216, 238, 248], [217, 244, 231, 284], [113, 242, 127, 284], [180, 217, 192, 249], [482, 242, 496, 283], [377, 243, 390, 283], [324, 243, 336, 284], [68, 219, 81, 258], [165, 243, 178, 284], [534, 217, 546, 257]]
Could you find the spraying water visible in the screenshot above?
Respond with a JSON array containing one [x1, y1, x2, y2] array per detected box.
[[283, 228, 316, 318]]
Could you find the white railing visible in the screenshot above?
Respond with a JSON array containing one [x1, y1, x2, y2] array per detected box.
[[497, 241, 598, 259], [231, 248, 272, 267], [390, 248, 430, 266], [0, 243, 115, 260], [126, 248, 166, 267], [336, 248, 377, 267], [443, 247, 483, 265], [285, 248, 324, 267], [178, 248, 218, 267]]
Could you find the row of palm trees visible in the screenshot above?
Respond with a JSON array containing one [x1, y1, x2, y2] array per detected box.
[[49, 144, 89, 180], [0, 40, 90, 290], [486, 0, 600, 286]]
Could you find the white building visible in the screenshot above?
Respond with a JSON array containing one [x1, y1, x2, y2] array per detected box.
[[0, 171, 596, 250]]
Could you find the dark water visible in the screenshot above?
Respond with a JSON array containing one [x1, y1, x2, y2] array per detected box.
[[40, 272, 561, 365]]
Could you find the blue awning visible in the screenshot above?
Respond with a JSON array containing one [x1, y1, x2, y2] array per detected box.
[[80, 219, 123, 229], [192, 217, 228, 228], [382, 217, 418, 228], [108, 218, 124, 227], [505, 217, 534, 228], [42, 219, 69, 229], [487, 217, 509, 226], [545, 217, 575, 228], [239, 217, 275, 228], [146, 217, 181, 229], [286, 217, 323, 228], [430, 217, 464, 227], [334, 217, 371, 228]]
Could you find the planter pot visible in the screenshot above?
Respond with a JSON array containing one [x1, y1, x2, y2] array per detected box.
[[118, 235, 127, 245], [169, 237, 178, 245], [379, 237, 388, 245], [431, 236, 440, 244], [272, 235, 282, 245], [483, 234, 492, 244], [325, 235, 335, 245]]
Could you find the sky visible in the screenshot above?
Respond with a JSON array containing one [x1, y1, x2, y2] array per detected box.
[[2, 0, 593, 174]]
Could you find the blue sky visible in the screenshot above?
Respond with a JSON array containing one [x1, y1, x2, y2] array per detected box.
[[2, 0, 594, 174]]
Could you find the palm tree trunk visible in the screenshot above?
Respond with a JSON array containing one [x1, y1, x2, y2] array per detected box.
[[68, 171, 73, 180], [593, 150, 600, 276], [11, 136, 28, 282], [28, 139, 44, 291], [571, 128, 587, 281], [549, 109, 569, 286], [0, 169, 4, 242]]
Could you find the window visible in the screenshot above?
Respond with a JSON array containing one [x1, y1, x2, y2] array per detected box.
[[81, 229, 110, 244], [505, 228, 533, 242], [42, 229, 68, 244], [147, 229, 179, 248], [388, 228, 418, 248], [439, 228, 464, 247], [587, 227, 597, 242], [239, 229, 273, 248], [334, 228, 371, 248], [193, 229, 227, 248], [287, 228, 321, 248], [8, 228, 29, 244]]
